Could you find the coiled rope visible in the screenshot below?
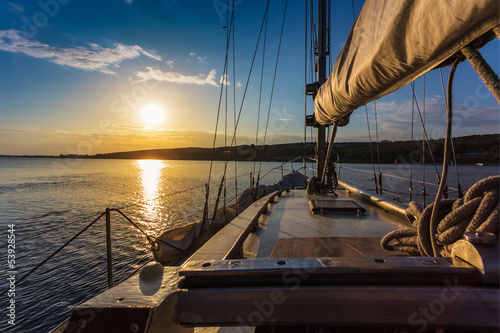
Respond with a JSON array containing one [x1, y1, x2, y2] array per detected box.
[[381, 175, 500, 257]]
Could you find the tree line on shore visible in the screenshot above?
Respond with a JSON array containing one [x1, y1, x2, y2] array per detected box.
[[89, 133, 498, 164]]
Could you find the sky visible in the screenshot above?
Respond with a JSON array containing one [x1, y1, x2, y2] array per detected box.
[[0, 0, 498, 155]]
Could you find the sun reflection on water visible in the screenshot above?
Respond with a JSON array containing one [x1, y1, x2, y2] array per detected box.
[[136, 160, 166, 221]]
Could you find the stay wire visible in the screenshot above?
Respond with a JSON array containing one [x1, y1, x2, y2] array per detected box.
[[374, 100, 382, 195], [374, 101, 381, 173], [253, 5, 269, 176], [351, 0, 356, 21], [226, 0, 270, 157], [364, 105, 379, 194], [232, 0, 238, 209], [224, 0, 229, 209], [409, 81, 441, 184], [410, 87, 415, 201], [304, 0, 308, 172], [217, 0, 270, 204], [257, 0, 289, 182], [310, 0, 315, 84], [326, 0, 333, 73], [208, 0, 235, 182], [204, 0, 235, 226], [422, 75, 427, 206]]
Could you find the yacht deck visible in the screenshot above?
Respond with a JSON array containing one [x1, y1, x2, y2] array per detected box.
[[189, 188, 410, 262]]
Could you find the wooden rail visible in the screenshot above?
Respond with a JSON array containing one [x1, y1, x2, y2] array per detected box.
[[223, 187, 289, 260]]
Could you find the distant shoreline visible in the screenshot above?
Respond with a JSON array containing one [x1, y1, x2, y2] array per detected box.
[[0, 155, 498, 167], [1, 134, 498, 165]]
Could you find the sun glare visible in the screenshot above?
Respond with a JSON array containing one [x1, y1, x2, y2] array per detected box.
[[141, 104, 165, 126]]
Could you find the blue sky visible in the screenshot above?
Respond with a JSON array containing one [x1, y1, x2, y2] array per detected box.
[[0, 0, 498, 155]]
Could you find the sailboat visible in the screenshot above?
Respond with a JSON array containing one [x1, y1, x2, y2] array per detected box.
[[56, 0, 499, 332]]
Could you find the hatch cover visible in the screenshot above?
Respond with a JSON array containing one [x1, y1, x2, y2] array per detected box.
[[308, 199, 366, 214]]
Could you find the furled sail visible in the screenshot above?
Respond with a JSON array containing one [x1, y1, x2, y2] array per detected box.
[[314, 0, 499, 126]]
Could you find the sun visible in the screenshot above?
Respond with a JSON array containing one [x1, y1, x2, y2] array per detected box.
[[141, 104, 165, 126]]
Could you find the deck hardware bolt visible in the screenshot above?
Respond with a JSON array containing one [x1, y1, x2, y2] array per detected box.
[[230, 261, 241, 267], [78, 319, 86, 329], [421, 259, 437, 265], [374, 259, 386, 263], [202, 262, 211, 267], [277, 260, 287, 265], [463, 231, 496, 244], [130, 322, 139, 332]]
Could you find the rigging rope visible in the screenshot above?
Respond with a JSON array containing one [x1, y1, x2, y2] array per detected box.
[[439, 68, 463, 198], [257, 0, 289, 185], [461, 45, 500, 104], [429, 59, 460, 257], [380, 60, 499, 258], [381, 175, 499, 257]]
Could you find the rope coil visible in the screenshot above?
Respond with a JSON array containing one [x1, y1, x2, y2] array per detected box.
[[381, 175, 500, 257]]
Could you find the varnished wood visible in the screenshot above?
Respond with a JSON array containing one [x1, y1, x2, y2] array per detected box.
[[271, 237, 407, 258], [175, 285, 499, 328]]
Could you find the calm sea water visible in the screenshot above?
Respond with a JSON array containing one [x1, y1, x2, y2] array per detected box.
[[0, 157, 497, 332]]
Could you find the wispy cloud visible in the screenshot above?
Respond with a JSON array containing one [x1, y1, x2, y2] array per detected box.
[[220, 74, 230, 85], [133, 67, 219, 87], [125, 0, 133, 4], [342, 97, 500, 141], [0, 30, 162, 74], [165, 59, 174, 68], [197, 55, 207, 63], [189, 52, 196, 57]]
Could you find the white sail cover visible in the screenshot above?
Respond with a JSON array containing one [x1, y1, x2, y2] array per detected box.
[[315, 0, 499, 126]]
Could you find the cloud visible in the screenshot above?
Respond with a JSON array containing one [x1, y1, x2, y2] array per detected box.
[[236, 81, 242, 88], [189, 52, 196, 57], [220, 74, 230, 85], [0, 29, 162, 74], [133, 67, 219, 87], [341, 97, 500, 142], [165, 59, 174, 68], [197, 56, 207, 63], [125, 0, 133, 4]]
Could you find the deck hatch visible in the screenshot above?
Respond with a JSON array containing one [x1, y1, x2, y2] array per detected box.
[[308, 199, 366, 214]]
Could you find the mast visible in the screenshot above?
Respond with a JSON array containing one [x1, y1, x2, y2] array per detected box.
[[316, 0, 327, 178]]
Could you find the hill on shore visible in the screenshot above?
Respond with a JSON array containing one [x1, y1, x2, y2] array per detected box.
[[89, 133, 499, 164]]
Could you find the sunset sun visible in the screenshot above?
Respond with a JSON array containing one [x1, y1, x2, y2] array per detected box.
[[141, 104, 165, 126]]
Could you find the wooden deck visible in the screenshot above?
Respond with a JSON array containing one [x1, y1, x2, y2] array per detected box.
[[241, 189, 410, 260]]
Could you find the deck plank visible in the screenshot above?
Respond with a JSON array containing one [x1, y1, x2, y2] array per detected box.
[[271, 237, 407, 258]]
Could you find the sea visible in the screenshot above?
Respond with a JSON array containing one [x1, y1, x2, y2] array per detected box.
[[0, 157, 498, 332]]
